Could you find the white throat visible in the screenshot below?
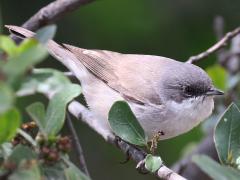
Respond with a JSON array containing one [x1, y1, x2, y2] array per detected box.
[[131, 95, 214, 140], [162, 96, 214, 139]]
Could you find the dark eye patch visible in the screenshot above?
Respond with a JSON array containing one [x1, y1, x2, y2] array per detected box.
[[185, 86, 195, 95], [184, 84, 207, 97]]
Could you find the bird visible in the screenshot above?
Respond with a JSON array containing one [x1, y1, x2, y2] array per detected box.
[[6, 25, 223, 140]]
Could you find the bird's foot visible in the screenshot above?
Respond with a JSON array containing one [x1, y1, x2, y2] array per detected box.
[[114, 136, 132, 164], [114, 136, 147, 164]]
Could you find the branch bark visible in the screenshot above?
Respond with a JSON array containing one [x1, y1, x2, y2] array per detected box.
[[187, 26, 240, 64], [66, 112, 90, 177], [22, 0, 94, 31], [68, 101, 186, 180]]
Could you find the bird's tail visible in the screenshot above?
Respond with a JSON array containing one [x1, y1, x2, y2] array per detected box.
[[5, 25, 88, 81], [5, 25, 35, 39]]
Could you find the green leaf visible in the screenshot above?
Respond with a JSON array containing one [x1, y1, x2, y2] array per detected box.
[[145, 154, 162, 173], [64, 158, 91, 180], [0, 82, 14, 113], [17, 68, 71, 97], [214, 103, 240, 165], [17, 38, 38, 54], [193, 155, 240, 180], [3, 41, 47, 79], [42, 163, 66, 180], [45, 84, 81, 136], [26, 102, 46, 134], [0, 108, 21, 144], [34, 25, 57, 44], [108, 101, 147, 146], [207, 64, 227, 91], [8, 145, 37, 166], [0, 35, 17, 56], [9, 160, 41, 180]]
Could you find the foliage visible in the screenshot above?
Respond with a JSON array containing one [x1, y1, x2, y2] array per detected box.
[[27, 84, 81, 137], [108, 101, 148, 146], [0, 26, 88, 179], [207, 64, 227, 91], [193, 102, 240, 179], [0, 108, 20, 144], [192, 155, 240, 180], [214, 103, 240, 165], [145, 154, 162, 173]]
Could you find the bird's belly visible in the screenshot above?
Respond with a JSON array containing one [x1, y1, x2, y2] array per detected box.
[[81, 77, 124, 131], [131, 97, 214, 140]]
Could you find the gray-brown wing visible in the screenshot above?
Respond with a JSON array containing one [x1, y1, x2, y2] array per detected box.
[[63, 44, 165, 105]]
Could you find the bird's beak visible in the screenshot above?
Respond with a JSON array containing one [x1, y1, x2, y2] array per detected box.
[[206, 88, 224, 96]]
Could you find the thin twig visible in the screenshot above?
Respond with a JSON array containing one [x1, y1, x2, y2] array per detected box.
[[22, 0, 94, 31], [12, 0, 94, 42], [187, 26, 240, 64], [66, 112, 90, 177], [17, 129, 37, 147], [109, 137, 186, 180]]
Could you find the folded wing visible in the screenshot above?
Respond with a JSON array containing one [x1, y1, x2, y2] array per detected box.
[[63, 44, 166, 105]]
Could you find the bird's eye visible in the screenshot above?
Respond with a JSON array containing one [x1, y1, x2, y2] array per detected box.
[[184, 86, 195, 96]]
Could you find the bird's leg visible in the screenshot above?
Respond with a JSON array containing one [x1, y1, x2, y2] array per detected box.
[[149, 131, 164, 154]]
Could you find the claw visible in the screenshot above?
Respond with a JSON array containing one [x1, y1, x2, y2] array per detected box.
[[114, 136, 148, 174], [114, 136, 131, 164]]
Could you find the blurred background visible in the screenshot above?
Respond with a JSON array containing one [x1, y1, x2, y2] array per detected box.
[[1, 0, 239, 179]]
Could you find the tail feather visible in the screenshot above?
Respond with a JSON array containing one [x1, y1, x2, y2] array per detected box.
[[5, 25, 35, 39], [5, 25, 89, 82]]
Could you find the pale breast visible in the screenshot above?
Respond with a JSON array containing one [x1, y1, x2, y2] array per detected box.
[[131, 96, 214, 140]]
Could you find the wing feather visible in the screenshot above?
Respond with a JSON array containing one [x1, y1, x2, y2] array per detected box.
[[63, 44, 165, 105]]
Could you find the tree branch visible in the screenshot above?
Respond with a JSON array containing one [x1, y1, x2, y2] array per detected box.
[[187, 26, 240, 64], [22, 0, 94, 31], [68, 101, 186, 180], [66, 112, 90, 177]]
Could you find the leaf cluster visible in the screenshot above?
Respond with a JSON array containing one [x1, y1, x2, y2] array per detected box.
[[0, 26, 89, 180], [193, 103, 240, 180]]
